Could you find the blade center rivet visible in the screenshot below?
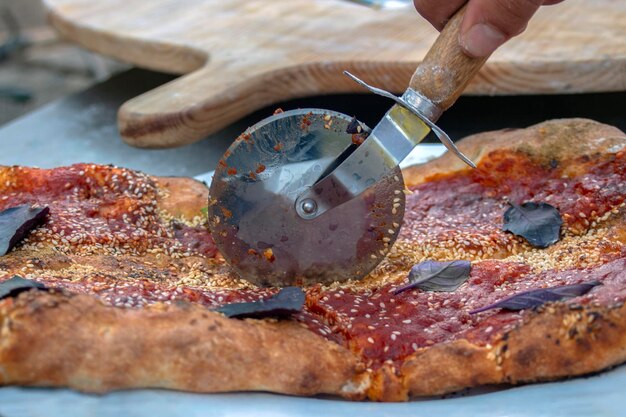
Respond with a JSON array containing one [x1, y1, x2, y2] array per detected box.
[[300, 198, 318, 215]]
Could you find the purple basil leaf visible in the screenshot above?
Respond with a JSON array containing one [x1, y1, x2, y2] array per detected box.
[[0, 205, 50, 255], [0, 276, 48, 300], [394, 260, 471, 295], [502, 202, 562, 248], [216, 287, 305, 319], [345, 117, 364, 134], [470, 281, 601, 314]]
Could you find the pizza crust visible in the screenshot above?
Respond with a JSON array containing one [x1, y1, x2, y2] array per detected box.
[[0, 290, 361, 397], [403, 118, 626, 186], [401, 302, 626, 399], [0, 118, 624, 401], [503, 302, 626, 383], [155, 176, 208, 221]]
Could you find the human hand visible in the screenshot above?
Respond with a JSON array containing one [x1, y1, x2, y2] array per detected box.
[[413, 0, 564, 58]]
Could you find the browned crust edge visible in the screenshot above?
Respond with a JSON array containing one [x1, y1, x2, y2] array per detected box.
[[403, 118, 626, 186], [0, 291, 362, 398], [2, 291, 624, 401], [155, 176, 209, 220], [400, 302, 626, 399]]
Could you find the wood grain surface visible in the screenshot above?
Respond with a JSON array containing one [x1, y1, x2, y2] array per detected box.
[[43, 0, 626, 148]]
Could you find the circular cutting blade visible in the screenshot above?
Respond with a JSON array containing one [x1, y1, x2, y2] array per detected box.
[[208, 109, 405, 287]]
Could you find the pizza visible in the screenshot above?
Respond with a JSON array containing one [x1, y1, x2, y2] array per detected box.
[[0, 118, 624, 401]]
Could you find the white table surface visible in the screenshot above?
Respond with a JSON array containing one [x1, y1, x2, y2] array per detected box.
[[2, 365, 624, 417]]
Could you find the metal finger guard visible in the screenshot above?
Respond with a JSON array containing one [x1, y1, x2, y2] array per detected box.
[[344, 71, 476, 169]]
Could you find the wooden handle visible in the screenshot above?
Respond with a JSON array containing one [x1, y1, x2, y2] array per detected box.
[[409, 5, 489, 111]]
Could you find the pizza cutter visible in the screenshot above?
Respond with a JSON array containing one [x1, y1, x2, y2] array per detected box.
[[208, 6, 486, 287]]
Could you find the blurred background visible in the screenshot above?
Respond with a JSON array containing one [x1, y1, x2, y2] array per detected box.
[[0, 0, 623, 178], [0, 0, 414, 126], [0, 0, 126, 125]]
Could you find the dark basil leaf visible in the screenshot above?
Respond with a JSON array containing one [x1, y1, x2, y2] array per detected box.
[[470, 281, 601, 314], [216, 287, 305, 319], [0, 206, 50, 255], [345, 117, 364, 134], [502, 202, 562, 248], [0, 276, 48, 300], [394, 260, 471, 295]]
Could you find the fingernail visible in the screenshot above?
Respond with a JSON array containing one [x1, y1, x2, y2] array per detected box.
[[460, 24, 506, 58]]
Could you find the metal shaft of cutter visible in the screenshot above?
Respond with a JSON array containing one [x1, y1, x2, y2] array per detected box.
[[295, 104, 431, 219]]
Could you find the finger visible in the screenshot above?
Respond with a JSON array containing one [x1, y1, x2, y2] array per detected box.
[[459, 0, 544, 58], [413, 0, 465, 31]]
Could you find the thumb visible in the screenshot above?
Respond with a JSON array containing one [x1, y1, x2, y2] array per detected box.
[[459, 0, 543, 58]]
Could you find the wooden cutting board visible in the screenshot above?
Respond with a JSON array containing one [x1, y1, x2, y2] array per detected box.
[[43, 0, 626, 148]]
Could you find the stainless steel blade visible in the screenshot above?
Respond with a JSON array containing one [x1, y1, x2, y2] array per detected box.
[[208, 109, 405, 287]]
